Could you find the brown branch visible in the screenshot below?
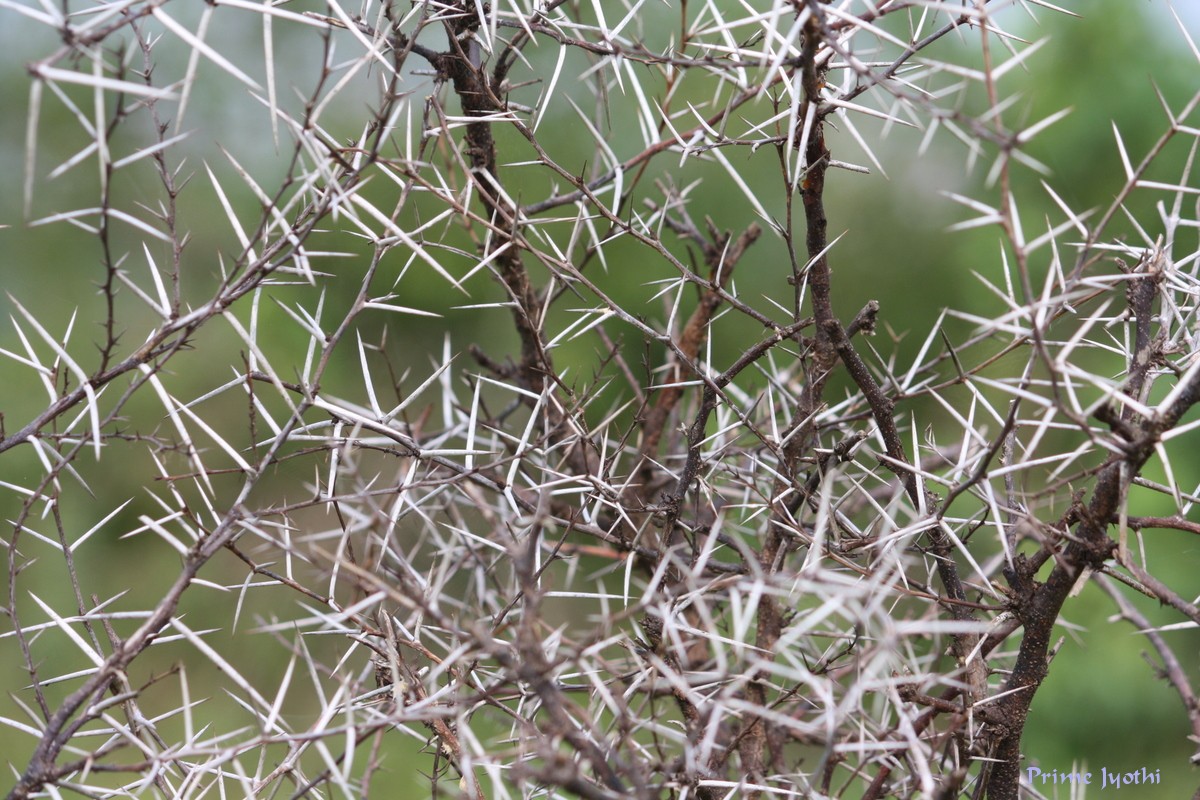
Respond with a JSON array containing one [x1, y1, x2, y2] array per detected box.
[[1119, 249, 1165, 422], [985, 367, 1200, 799], [636, 221, 762, 493], [437, 31, 550, 396], [1126, 515, 1200, 536]]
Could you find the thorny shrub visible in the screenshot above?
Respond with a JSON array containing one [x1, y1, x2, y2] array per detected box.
[[2, 1, 1200, 799]]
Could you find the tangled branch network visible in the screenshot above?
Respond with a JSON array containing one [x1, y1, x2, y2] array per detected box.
[[2, 1, 1200, 799]]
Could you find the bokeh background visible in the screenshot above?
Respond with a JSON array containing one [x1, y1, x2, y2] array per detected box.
[[1, 1, 1198, 796]]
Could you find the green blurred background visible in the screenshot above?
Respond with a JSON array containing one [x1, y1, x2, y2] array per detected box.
[[1, 1, 1198, 796]]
